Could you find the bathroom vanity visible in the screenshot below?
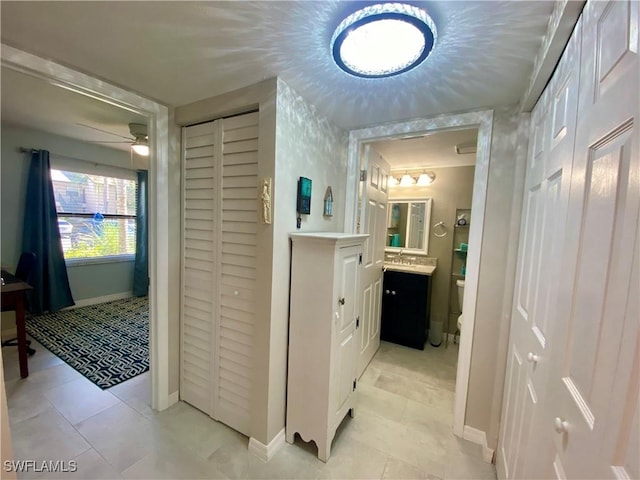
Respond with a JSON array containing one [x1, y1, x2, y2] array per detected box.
[[380, 264, 434, 350]]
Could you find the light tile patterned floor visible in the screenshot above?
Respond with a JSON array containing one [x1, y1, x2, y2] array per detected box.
[[2, 337, 496, 479]]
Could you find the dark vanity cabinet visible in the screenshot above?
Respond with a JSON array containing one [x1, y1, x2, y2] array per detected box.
[[381, 270, 432, 350]]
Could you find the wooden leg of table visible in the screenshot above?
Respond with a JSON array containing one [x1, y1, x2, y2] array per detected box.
[[15, 295, 28, 378]]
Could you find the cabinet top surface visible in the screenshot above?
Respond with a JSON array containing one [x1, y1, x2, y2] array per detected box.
[[383, 263, 436, 276], [290, 232, 369, 242]]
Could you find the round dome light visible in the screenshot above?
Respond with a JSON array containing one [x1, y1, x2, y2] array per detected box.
[[331, 3, 437, 78]]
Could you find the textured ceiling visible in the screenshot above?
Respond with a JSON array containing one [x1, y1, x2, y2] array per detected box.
[[370, 127, 478, 170], [1, 67, 146, 152], [1, 1, 555, 130]]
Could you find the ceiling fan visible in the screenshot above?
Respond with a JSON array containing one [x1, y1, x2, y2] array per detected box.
[[77, 122, 149, 156]]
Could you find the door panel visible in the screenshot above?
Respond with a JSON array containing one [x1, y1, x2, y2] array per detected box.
[[498, 16, 582, 479], [180, 111, 258, 437], [547, 1, 639, 478], [357, 146, 389, 376], [334, 245, 360, 428]]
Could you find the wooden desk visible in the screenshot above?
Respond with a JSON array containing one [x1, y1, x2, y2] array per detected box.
[[1, 270, 32, 378]]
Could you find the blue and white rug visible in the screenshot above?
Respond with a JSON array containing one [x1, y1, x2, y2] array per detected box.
[[26, 296, 149, 389]]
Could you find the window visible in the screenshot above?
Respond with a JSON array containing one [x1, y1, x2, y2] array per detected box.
[[51, 169, 137, 260]]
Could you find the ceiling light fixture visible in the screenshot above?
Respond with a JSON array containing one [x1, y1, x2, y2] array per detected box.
[[331, 3, 437, 78], [131, 136, 149, 156], [129, 123, 149, 156], [417, 171, 436, 186]]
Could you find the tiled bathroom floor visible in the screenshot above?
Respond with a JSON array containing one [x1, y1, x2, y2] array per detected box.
[[3, 337, 496, 479]]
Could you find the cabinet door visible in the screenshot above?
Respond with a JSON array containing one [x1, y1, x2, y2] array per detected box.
[[394, 273, 427, 349], [380, 271, 427, 350], [332, 245, 360, 427]]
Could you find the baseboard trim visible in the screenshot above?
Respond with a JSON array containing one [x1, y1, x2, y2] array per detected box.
[[68, 291, 133, 309], [463, 425, 495, 464], [167, 390, 179, 407], [249, 428, 285, 462], [0, 327, 18, 341]]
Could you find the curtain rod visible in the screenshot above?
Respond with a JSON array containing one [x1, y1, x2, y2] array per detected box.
[[17, 147, 142, 174], [19, 147, 90, 165]]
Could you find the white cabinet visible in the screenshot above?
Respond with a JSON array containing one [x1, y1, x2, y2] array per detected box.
[[286, 233, 368, 462]]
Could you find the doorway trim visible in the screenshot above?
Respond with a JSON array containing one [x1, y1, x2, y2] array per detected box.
[[1, 44, 171, 410], [345, 110, 494, 436]]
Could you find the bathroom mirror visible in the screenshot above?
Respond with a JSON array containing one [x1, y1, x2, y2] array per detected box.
[[386, 198, 432, 254]]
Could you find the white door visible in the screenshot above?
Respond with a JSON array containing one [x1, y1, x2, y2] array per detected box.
[[181, 111, 259, 437], [357, 145, 389, 376], [497, 18, 582, 479], [546, 1, 639, 477]]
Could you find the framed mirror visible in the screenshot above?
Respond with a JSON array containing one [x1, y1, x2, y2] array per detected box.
[[386, 198, 432, 254]]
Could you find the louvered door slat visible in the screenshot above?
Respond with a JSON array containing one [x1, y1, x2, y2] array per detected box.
[[223, 125, 259, 143], [223, 164, 258, 177], [223, 187, 256, 200], [222, 243, 256, 257], [185, 145, 215, 159], [222, 232, 257, 246], [222, 176, 257, 189], [223, 151, 259, 166], [223, 111, 258, 129]]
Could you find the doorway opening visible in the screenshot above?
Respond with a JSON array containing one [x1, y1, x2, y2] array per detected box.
[[1, 45, 170, 410], [345, 110, 494, 437]]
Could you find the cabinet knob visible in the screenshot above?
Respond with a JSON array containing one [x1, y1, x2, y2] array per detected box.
[[527, 352, 540, 364], [234, 290, 239, 296], [385, 289, 390, 294], [554, 417, 569, 434], [338, 297, 345, 305], [391, 291, 396, 295]]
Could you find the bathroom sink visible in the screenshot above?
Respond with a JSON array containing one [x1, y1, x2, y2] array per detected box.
[[383, 263, 436, 276]]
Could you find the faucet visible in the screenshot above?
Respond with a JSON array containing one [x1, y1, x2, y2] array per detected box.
[[395, 249, 404, 264]]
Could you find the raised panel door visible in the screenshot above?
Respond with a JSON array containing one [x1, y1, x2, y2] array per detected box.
[[357, 146, 389, 376], [547, 1, 639, 477]]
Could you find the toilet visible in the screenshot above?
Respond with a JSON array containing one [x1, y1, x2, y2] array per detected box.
[[456, 279, 465, 331]]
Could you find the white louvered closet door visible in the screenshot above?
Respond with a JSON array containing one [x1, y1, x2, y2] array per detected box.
[[181, 111, 258, 437]]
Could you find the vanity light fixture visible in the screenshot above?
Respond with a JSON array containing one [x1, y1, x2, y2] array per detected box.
[[399, 173, 416, 186], [388, 175, 399, 187], [331, 3, 437, 78], [417, 171, 436, 186]]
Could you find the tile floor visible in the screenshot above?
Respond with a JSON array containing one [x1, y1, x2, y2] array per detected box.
[[3, 337, 496, 479]]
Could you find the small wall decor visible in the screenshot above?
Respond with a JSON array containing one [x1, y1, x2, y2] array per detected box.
[[296, 177, 312, 229], [323, 186, 333, 217], [297, 177, 312, 214], [260, 177, 272, 224]]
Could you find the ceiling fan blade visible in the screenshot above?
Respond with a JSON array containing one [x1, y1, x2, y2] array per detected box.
[[76, 122, 133, 140]]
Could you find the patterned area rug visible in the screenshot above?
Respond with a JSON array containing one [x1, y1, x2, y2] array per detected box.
[[26, 296, 149, 389]]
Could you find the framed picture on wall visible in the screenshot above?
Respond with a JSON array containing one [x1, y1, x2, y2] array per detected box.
[[297, 177, 312, 214]]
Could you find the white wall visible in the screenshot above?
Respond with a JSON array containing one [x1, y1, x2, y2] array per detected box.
[[268, 78, 348, 439], [0, 125, 145, 306], [464, 107, 528, 449]]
